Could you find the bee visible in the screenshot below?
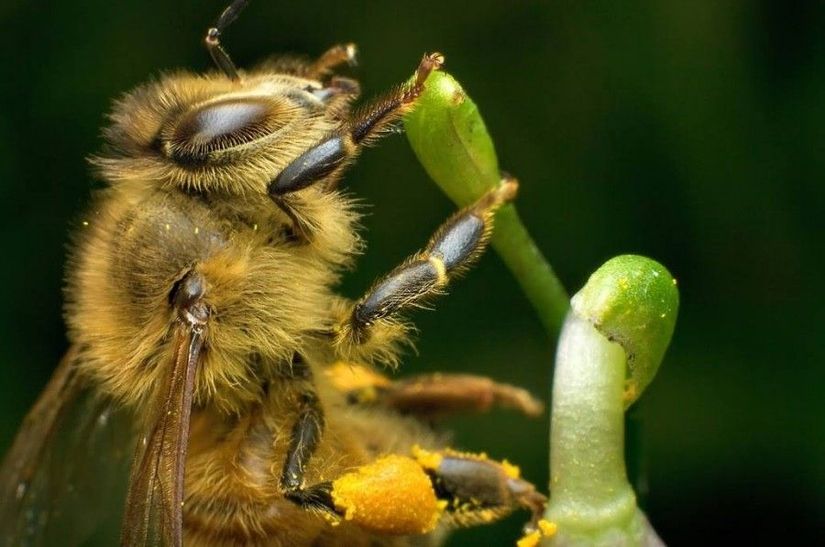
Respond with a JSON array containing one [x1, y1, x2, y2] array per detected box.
[[0, 1, 549, 545]]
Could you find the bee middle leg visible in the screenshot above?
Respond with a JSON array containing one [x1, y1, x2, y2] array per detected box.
[[325, 363, 544, 419], [276, 355, 334, 511]]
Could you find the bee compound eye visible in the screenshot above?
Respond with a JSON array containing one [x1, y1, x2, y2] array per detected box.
[[168, 97, 291, 162], [184, 100, 268, 143]]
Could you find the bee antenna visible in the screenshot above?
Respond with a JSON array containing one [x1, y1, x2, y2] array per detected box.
[[205, 0, 251, 81]]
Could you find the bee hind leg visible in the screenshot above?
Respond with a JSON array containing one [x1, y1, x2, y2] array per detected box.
[[409, 447, 548, 533], [312, 447, 550, 541], [279, 423, 551, 543]]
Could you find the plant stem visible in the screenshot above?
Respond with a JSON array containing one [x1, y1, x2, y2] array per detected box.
[[490, 206, 569, 335], [541, 255, 677, 545], [545, 314, 645, 544]]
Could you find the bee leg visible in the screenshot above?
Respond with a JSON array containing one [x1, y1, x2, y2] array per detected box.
[[280, 390, 324, 491], [268, 53, 443, 241], [346, 51, 444, 146], [307, 43, 358, 79], [268, 52, 444, 198], [333, 176, 518, 354], [277, 356, 336, 512], [410, 447, 551, 538], [320, 448, 549, 539], [279, 408, 341, 514], [340, 370, 544, 419], [324, 362, 543, 418]]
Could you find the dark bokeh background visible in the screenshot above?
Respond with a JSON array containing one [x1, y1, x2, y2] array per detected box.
[[1, 1, 823, 545]]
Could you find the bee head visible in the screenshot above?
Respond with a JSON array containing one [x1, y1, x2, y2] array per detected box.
[[91, 69, 358, 195]]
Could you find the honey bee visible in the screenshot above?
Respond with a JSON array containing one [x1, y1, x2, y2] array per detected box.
[[0, 1, 549, 546]]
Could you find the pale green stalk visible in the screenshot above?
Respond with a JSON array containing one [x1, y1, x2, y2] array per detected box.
[[543, 255, 677, 546]]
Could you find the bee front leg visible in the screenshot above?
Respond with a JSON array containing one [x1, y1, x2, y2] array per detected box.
[[270, 52, 442, 196], [267, 53, 443, 239], [307, 43, 358, 79], [332, 177, 518, 362]]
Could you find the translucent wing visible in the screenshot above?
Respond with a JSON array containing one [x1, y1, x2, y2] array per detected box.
[[0, 348, 138, 547], [121, 325, 204, 547]]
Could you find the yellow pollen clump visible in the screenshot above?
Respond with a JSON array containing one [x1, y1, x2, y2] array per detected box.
[[516, 519, 557, 547], [501, 459, 521, 479], [517, 530, 541, 547], [412, 445, 443, 471], [354, 386, 378, 404], [331, 455, 442, 535], [539, 519, 558, 536], [325, 361, 391, 392], [478, 509, 496, 522], [623, 381, 638, 404]]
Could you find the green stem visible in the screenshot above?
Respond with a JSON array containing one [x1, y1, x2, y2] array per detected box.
[[542, 255, 677, 546], [544, 314, 645, 544], [490, 206, 569, 334], [404, 71, 568, 335]]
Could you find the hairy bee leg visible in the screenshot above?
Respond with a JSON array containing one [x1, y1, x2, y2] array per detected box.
[[347, 51, 444, 145], [308, 43, 358, 79], [205, 0, 250, 81], [280, 390, 324, 491], [320, 449, 547, 537], [355, 373, 544, 418], [268, 52, 444, 197], [335, 177, 518, 349], [324, 362, 543, 418], [411, 447, 548, 534], [277, 355, 331, 510]]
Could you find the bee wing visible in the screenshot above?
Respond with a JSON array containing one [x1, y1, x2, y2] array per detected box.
[[0, 348, 138, 547], [121, 325, 204, 547]]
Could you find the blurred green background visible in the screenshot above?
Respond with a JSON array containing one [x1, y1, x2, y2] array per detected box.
[[1, 0, 823, 545]]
